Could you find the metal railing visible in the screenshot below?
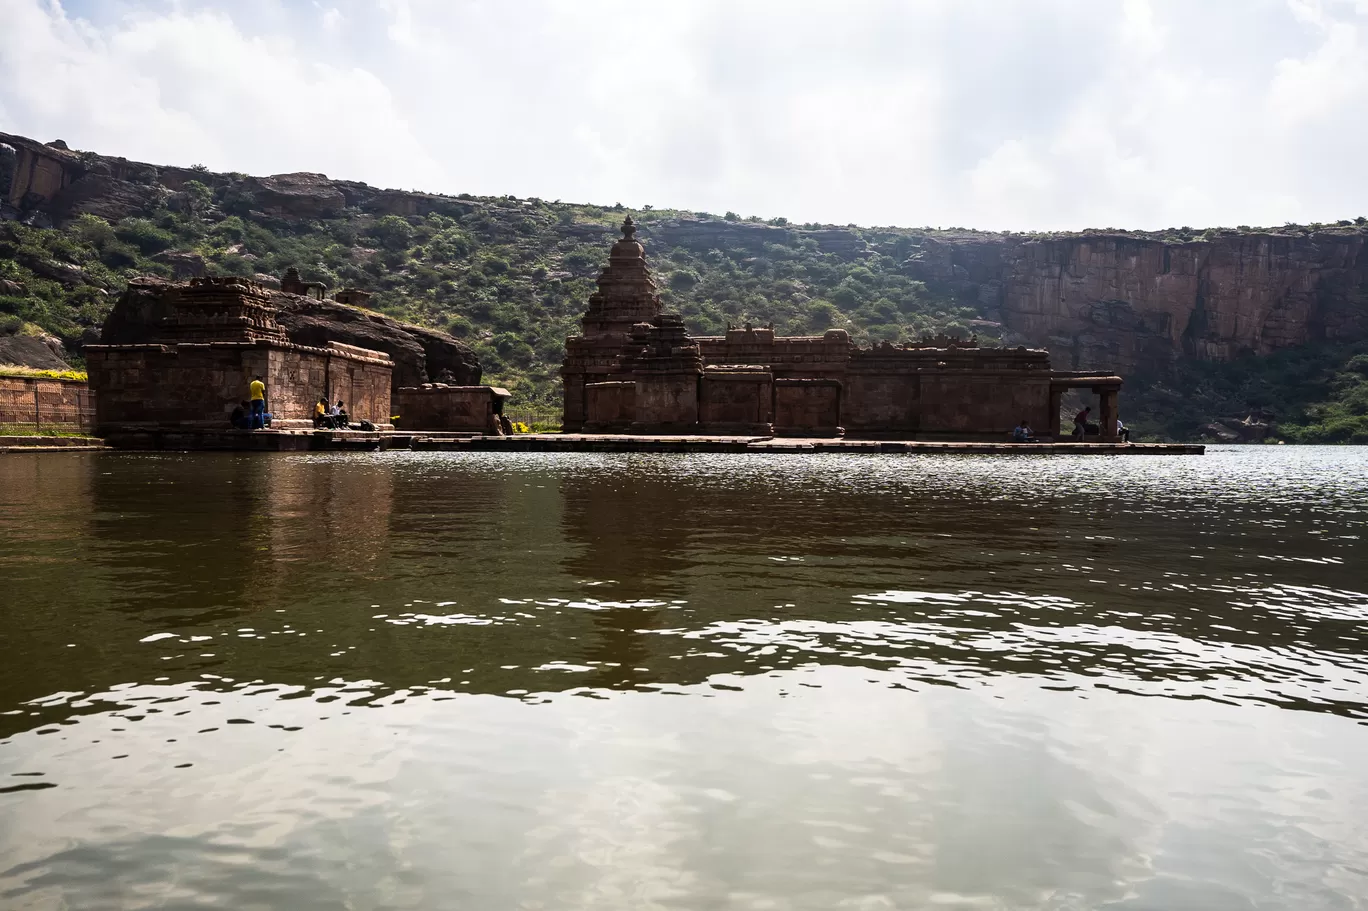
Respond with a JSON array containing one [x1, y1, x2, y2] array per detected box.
[[504, 407, 561, 429]]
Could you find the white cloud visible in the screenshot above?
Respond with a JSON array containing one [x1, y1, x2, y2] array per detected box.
[[1, 0, 1366, 230], [316, 4, 344, 35]]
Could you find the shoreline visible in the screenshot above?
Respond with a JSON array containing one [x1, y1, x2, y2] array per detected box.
[[2, 429, 1205, 455]]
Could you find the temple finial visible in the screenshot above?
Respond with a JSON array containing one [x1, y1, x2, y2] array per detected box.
[[621, 215, 636, 240]]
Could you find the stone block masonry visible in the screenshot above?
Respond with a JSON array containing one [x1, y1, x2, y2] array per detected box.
[[699, 366, 773, 435], [393, 385, 510, 433], [0, 376, 92, 430], [87, 341, 392, 431]]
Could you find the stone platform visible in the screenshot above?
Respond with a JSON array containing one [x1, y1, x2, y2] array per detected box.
[[53, 430, 1205, 455], [101, 428, 397, 452], [410, 434, 1205, 455], [0, 435, 108, 453]]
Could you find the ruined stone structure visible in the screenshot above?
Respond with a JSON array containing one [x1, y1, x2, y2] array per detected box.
[[280, 267, 328, 300], [86, 275, 393, 432], [394, 384, 511, 434], [100, 273, 481, 409], [564, 219, 1124, 440]]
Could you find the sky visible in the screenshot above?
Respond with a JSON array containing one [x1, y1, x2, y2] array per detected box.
[[1, 0, 1367, 231]]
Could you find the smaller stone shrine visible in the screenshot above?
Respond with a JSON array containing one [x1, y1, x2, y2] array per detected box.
[[86, 275, 393, 432], [394, 384, 511, 434]]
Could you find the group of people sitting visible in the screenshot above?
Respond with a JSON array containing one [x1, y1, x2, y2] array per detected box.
[[313, 398, 350, 429], [1009, 407, 1131, 443]]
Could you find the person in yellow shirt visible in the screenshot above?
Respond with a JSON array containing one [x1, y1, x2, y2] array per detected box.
[[313, 397, 329, 429], [248, 375, 266, 429]]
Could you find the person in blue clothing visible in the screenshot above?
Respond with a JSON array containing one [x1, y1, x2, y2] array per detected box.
[[1012, 419, 1038, 443]]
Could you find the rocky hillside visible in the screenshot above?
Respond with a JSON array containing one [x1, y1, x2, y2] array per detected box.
[[2, 130, 1367, 440]]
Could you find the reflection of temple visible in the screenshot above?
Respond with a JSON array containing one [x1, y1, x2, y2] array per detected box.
[[563, 218, 1123, 440]]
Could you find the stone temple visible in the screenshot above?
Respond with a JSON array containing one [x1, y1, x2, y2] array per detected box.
[[562, 218, 1123, 440], [86, 275, 394, 433]]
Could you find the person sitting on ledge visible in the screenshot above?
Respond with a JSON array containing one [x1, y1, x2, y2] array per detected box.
[[1117, 416, 1131, 443], [313, 397, 331, 429], [1012, 419, 1038, 443], [333, 400, 349, 429], [230, 401, 248, 430]]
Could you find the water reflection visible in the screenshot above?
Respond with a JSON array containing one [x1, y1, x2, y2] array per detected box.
[[1, 448, 1367, 908]]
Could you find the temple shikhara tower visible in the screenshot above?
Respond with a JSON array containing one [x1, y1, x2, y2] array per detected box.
[[560, 216, 664, 431], [563, 218, 1123, 440]]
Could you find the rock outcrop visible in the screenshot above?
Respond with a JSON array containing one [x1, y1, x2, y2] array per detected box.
[[243, 173, 346, 219], [0, 130, 478, 224], [0, 333, 73, 370], [904, 230, 1368, 374], [648, 218, 870, 260], [100, 277, 481, 389]]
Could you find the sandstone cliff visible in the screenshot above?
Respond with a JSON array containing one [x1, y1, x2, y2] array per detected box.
[[901, 230, 1368, 374]]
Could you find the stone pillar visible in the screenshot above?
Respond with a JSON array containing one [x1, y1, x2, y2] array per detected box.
[[562, 371, 587, 431], [1098, 387, 1118, 442], [1049, 387, 1063, 439]]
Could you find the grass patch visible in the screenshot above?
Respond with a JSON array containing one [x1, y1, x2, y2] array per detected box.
[[0, 364, 88, 381], [0, 424, 96, 437]]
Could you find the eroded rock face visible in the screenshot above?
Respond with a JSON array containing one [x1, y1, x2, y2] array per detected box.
[[50, 175, 163, 223], [904, 231, 1368, 373], [243, 173, 346, 219], [99, 278, 482, 390]]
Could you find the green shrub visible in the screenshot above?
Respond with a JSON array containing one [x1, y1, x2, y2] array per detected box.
[[369, 216, 415, 251]]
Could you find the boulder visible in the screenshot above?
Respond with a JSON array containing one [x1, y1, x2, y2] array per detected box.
[[0, 333, 72, 371], [1199, 422, 1242, 443], [24, 257, 87, 286], [271, 296, 480, 388], [151, 250, 207, 279]]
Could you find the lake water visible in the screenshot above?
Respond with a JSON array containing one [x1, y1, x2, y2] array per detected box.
[[1, 447, 1366, 910]]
